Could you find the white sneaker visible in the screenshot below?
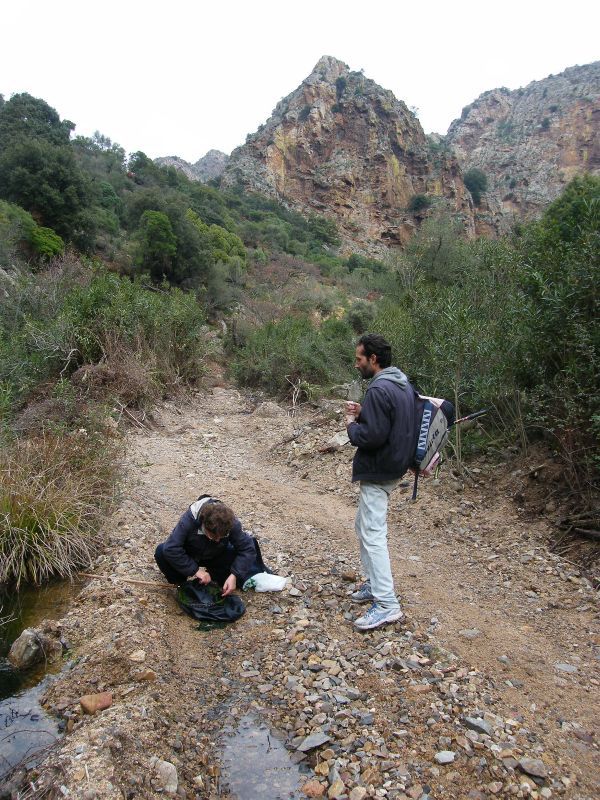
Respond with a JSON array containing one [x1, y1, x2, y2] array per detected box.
[[350, 581, 374, 603], [354, 603, 404, 631]]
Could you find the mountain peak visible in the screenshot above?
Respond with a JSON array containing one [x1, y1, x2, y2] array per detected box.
[[309, 55, 350, 83]]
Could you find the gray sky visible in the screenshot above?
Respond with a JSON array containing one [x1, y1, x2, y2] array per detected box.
[[2, 0, 598, 163]]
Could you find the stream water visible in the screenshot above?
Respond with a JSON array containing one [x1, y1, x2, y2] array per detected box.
[[0, 579, 80, 782], [221, 713, 311, 799]]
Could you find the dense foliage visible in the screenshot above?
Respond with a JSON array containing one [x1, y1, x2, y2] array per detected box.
[[0, 90, 597, 584]]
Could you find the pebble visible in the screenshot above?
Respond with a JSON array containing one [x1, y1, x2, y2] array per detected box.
[[518, 757, 548, 779], [463, 716, 493, 736], [297, 732, 332, 752], [434, 750, 455, 764], [79, 692, 113, 715], [459, 629, 481, 640], [128, 649, 146, 663], [151, 758, 178, 794], [303, 779, 325, 797], [553, 663, 577, 673]]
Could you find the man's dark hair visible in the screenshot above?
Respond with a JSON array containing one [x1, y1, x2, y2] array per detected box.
[[202, 502, 235, 538], [358, 333, 392, 368]]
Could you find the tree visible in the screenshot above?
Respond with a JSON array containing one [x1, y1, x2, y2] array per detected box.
[[137, 210, 177, 281], [0, 138, 92, 242], [464, 168, 488, 206], [0, 93, 73, 149]]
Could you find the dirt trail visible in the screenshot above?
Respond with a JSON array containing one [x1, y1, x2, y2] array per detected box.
[[26, 388, 598, 800]]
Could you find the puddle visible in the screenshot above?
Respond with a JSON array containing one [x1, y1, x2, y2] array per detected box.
[[0, 580, 80, 783], [0, 677, 61, 782], [0, 579, 81, 700], [221, 713, 312, 799]]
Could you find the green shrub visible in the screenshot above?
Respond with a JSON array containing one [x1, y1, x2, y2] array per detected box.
[[28, 225, 65, 258], [232, 315, 354, 398], [0, 261, 210, 413], [515, 174, 600, 486], [407, 194, 432, 213], [0, 430, 119, 587], [464, 168, 488, 206], [346, 299, 375, 333]]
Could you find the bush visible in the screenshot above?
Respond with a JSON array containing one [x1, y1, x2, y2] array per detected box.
[[346, 299, 375, 333], [0, 260, 210, 414], [515, 174, 600, 487], [407, 194, 432, 213], [464, 168, 488, 206], [0, 430, 119, 587], [232, 315, 354, 398]]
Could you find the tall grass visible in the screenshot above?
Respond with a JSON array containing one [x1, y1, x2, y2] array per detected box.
[[0, 431, 119, 587]]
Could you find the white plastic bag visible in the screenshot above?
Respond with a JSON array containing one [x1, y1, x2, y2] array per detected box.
[[242, 572, 288, 592]]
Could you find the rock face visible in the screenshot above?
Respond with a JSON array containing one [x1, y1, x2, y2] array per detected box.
[[221, 56, 474, 255], [446, 61, 600, 234], [154, 149, 229, 183], [194, 149, 229, 182]]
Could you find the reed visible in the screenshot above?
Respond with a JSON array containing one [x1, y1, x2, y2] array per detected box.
[[0, 431, 119, 587]]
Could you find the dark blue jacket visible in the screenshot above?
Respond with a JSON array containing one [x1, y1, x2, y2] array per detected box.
[[348, 374, 416, 483], [162, 500, 257, 580]]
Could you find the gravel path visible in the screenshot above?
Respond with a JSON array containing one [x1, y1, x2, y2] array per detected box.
[[26, 389, 598, 800]]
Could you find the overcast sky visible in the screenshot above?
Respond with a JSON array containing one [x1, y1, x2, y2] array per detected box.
[[2, 1, 598, 163]]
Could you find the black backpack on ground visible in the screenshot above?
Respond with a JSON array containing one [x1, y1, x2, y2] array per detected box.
[[176, 581, 246, 625]]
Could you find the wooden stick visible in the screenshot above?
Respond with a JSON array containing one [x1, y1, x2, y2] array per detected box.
[[80, 573, 175, 588]]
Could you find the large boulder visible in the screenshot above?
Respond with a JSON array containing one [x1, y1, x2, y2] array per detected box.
[[8, 624, 63, 670]]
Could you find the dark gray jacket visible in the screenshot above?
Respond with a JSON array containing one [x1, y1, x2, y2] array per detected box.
[[347, 368, 416, 483], [162, 497, 257, 580]]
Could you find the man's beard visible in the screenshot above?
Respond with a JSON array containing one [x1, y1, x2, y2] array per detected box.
[[358, 365, 375, 379]]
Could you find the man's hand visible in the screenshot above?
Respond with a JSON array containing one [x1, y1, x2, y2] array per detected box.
[[346, 401, 362, 416], [194, 568, 211, 584], [221, 574, 237, 597]]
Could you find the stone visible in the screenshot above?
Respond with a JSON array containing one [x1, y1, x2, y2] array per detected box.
[[8, 628, 62, 669], [463, 716, 493, 736], [406, 684, 433, 695], [434, 751, 455, 764], [297, 732, 332, 752], [152, 758, 178, 794], [303, 780, 325, 797], [360, 766, 381, 786], [128, 649, 146, 663], [518, 758, 548, 779], [79, 692, 113, 715], [253, 401, 285, 417], [135, 668, 157, 681], [553, 663, 577, 674], [327, 779, 345, 799], [459, 628, 481, 640], [349, 789, 367, 800]]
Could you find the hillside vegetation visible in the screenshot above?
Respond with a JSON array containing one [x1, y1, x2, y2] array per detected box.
[[0, 92, 598, 586]]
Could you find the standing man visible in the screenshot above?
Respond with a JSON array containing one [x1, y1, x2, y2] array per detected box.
[[346, 334, 416, 630]]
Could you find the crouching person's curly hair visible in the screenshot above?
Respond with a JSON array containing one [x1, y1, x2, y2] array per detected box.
[[202, 502, 235, 538]]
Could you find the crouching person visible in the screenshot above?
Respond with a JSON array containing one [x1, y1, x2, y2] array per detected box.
[[155, 495, 262, 596]]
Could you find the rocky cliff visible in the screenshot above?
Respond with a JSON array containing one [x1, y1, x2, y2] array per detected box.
[[220, 56, 474, 255], [446, 62, 600, 234], [155, 150, 229, 183]]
